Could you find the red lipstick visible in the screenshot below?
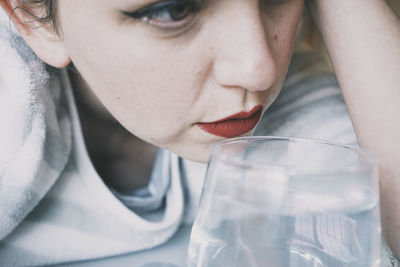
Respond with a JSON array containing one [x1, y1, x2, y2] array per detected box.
[[197, 105, 263, 138]]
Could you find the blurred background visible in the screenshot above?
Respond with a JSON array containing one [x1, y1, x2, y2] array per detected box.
[[389, 0, 400, 12], [296, 0, 400, 54]]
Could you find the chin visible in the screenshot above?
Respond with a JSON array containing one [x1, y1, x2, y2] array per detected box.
[[165, 142, 212, 163], [183, 153, 210, 163], [178, 148, 211, 163], [166, 131, 256, 163]]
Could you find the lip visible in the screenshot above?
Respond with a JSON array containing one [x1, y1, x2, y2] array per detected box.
[[197, 105, 263, 138]]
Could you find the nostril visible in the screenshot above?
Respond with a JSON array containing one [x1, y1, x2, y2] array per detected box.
[[213, 52, 276, 92], [242, 58, 277, 92]]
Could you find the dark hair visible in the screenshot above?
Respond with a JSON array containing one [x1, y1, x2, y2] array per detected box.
[[15, 0, 58, 33]]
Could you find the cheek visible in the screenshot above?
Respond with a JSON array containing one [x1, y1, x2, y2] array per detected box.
[[66, 29, 208, 142], [271, 32, 294, 82], [265, 5, 304, 80], [111, 53, 206, 137]]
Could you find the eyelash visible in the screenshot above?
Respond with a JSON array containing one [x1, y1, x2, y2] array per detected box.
[[122, 0, 204, 31], [122, 0, 291, 32]]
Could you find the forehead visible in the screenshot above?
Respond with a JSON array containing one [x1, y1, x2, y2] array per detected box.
[[59, 0, 301, 12]]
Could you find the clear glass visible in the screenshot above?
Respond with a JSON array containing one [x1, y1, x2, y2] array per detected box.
[[187, 136, 381, 267]]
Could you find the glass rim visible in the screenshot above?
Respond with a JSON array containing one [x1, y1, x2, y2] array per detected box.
[[210, 136, 378, 175]]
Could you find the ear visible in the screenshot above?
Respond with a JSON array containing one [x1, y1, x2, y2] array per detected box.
[[0, 0, 71, 68]]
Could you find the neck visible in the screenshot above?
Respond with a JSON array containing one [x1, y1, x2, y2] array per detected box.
[[68, 67, 158, 193]]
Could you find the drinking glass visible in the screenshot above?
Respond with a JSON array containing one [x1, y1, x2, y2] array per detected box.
[[187, 136, 381, 267]]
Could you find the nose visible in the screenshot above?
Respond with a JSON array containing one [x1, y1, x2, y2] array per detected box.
[[212, 7, 276, 92]]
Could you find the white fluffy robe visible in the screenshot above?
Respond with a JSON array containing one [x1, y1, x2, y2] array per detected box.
[[0, 8, 71, 240]]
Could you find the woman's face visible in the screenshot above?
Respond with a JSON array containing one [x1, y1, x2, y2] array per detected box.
[[57, 0, 304, 162]]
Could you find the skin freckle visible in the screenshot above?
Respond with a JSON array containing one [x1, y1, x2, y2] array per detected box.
[[50, 0, 305, 162]]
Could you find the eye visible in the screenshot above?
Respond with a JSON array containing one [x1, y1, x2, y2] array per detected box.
[[122, 0, 203, 29]]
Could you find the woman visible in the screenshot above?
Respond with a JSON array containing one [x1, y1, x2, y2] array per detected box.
[[0, 0, 399, 265]]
